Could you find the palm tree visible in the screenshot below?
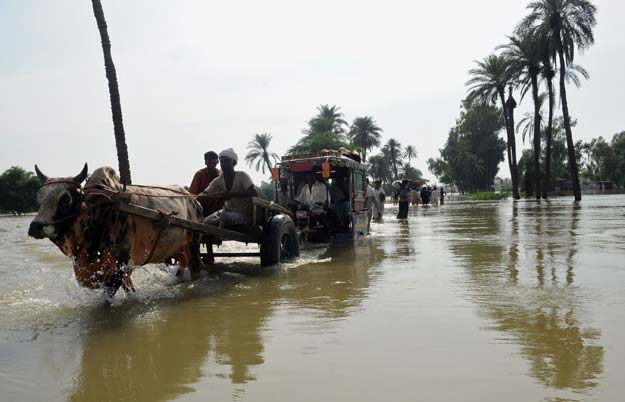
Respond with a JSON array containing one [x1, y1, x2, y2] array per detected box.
[[306, 104, 348, 136], [542, 60, 588, 198], [403, 145, 417, 166], [368, 153, 392, 183], [540, 49, 556, 199], [348, 116, 383, 161], [502, 31, 544, 199], [521, 0, 597, 201], [516, 93, 546, 144], [383, 139, 402, 181], [245, 133, 279, 174], [466, 54, 520, 199], [91, 0, 131, 185]]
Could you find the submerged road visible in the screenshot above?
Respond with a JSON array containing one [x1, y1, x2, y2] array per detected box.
[[1, 195, 624, 402]]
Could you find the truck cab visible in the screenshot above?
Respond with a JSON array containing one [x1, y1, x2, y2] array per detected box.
[[274, 149, 370, 242]]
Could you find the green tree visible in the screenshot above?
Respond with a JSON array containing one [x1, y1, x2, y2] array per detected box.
[[466, 54, 520, 199], [521, 0, 597, 201], [401, 165, 424, 181], [368, 153, 392, 183], [305, 104, 348, 136], [542, 63, 589, 196], [383, 139, 402, 181], [502, 31, 544, 199], [427, 158, 452, 186], [289, 132, 350, 154], [348, 116, 382, 161], [91, 0, 131, 185], [0, 167, 41, 215], [289, 104, 350, 154], [403, 145, 417, 166], [430, 99, 506, 192], [256, 181, 276, 201], [610, 131, 625, 187], [245, 133, 279, 174]]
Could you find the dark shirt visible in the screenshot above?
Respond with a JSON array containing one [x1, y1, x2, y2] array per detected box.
[[189, 167, 221, 217], [189, 167, 220, 194], [399, 188, 410, 202]]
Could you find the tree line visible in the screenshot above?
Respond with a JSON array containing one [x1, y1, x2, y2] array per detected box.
[[427, 100, 507, 193], [517, 124, 625, 192], [244, 104, 424, 187], [0, 167, 41, 215], [446, 0, 598, 200]]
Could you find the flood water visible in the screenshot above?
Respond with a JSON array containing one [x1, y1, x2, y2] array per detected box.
[[1, 195, 625, 402]]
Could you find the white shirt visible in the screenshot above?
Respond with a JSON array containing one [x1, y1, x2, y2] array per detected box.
[[296, 181, 329, 207], [374, 187, 386, 203], [410, 189, 420, 203], [202, 171, 254, 213]]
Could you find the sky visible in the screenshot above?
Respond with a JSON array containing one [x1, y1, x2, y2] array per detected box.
[[1, 0, 624, 186]]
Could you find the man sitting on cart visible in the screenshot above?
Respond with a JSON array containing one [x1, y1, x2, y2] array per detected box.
[[189, 151, 222, 217], [294, 173, 329, 212], [200, 148, 257, 227]]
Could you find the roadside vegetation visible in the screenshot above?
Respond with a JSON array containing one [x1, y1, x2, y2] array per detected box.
[[246, 104, 424, 190], [0, 167, 41, 215], [429, 0, 598, 201]]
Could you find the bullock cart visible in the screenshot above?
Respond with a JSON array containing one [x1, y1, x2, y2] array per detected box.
[[113, 196, 300, 267]]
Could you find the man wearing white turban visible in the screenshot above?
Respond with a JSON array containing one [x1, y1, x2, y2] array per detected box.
[[199, 148, 257, 228]]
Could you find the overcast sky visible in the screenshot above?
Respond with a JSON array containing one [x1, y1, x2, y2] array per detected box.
[[1, 0, 623, 186]]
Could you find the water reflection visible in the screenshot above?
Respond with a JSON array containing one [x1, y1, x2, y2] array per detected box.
[[449, 201, 603, 392], [507, 203, 519, 285], [68, 237, 385, 402]]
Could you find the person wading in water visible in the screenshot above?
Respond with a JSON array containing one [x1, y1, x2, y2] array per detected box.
[[397, 181, 410, 219]]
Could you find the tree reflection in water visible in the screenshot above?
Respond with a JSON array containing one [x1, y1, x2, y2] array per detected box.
[[68, 236, 386, 402], [448, 201, 603, 393]]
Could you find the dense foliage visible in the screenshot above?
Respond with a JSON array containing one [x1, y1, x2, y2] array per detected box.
[[427, 99, 506, 193], [285, 104, 420, 185], [348, 116, 382, 161], [0, 167, 41, 215], [289, 105, 350, 154], [465, 0, 597, 200], [579, 131, 625, 187], [256, 181, 276, 201]]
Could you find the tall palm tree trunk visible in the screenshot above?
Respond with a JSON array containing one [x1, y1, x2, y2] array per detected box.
[[542, 77, 554, 199], [392, 156, 398, 181], [499, 92, 514, 183], [92, 0, 131, 185], [508, 106, 520, 198], [263, 155, 273, 175], [531, 73, 541, 199], [362, 138, 367, 162], [557, 48, 582, 201], [500, 90, 520, 200]]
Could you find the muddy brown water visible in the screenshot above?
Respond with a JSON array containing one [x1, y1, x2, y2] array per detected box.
[[1, 195, 624, 402]]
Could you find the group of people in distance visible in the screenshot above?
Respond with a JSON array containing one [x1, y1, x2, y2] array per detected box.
[[188, 149, 257, 227], [395, 181, 445, 220]]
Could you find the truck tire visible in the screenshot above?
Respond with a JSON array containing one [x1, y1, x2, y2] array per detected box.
[[260, 214, 299, 267]]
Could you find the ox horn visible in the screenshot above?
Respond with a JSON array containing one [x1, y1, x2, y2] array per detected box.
[[34, 165, 48, 183], [74, 163, 89, 184]]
